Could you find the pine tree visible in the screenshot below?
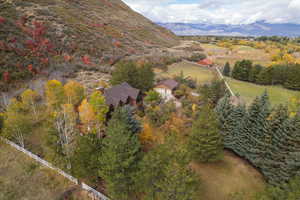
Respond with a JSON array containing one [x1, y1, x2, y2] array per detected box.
[[223, 104, 247, 150], [136, 144, 172, 200], [249, 64, 263, 83], [215, 93, 234, 132], [276, 113, 300, 183], [223, 62, 231, 76], [156, 162, 200, 200], [99, 119, 141, 200], [137, 139, 200, 200], [188, 105, 223, 162], [71, 134, 102, 182], [232, 60, 252, 81], [110, 105, 141, 134], [242, 91, 271, 162], [260, 105, 289, 184]]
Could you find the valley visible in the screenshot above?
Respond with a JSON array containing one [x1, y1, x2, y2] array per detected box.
[[1, 0, 300, 200]]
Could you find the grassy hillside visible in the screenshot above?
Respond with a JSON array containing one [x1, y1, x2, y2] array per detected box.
[[0, 142, 88, 200], [0, 0, 179, 91]]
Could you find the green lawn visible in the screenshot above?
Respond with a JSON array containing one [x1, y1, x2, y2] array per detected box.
[[157, 61, 217, 84], [226, 78, 299, 106], [0, 142, 88, 200]]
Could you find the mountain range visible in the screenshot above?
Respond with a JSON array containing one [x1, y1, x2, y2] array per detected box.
[[157, 21, 300, 37]]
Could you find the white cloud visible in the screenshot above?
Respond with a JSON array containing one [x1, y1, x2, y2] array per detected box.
[[122, 0, 300, 24]]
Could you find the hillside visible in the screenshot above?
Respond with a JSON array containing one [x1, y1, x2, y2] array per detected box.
[[0, 0, 178, 91]]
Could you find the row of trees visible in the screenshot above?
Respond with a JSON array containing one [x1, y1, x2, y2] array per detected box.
[[230, 60, 300, 90], [216, 92, 300, 185]]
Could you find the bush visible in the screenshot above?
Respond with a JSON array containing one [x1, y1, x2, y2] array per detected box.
[[187, 53, 207, 62]]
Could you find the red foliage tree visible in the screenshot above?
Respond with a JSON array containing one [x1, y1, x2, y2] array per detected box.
[[3, 72, 10, 82], [0, 16, 5, 24], [82, 55, 92, 65]]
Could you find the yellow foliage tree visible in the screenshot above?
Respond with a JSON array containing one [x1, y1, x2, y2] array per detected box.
[[21, 89, 40, 120], [64, 81, 85, 106], [45, 80, 65, 110], [139, 122, 156, 145], [289, 93, 300, 117], [78, 99, 96, 134]]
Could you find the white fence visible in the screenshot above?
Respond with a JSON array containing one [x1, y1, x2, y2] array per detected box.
[[1, 137, 109, 200], [215, 67, 235, 97], [182, 60, 235, 97]]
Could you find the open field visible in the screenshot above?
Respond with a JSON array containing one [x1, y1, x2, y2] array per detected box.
[[201, 44, 271, 66], [226, 78, 299, 106], [157, 61, 217, 84], [192, 151, 265, 200], [0, 142, 88, 200]]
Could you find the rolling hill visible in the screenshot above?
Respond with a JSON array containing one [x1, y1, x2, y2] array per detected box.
[[0, 0, 179, 91]]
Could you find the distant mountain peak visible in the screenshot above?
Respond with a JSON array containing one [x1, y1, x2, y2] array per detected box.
[[158, 22, 300, 37]]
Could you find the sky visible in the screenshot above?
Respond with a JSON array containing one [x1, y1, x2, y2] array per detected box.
[[122, 0, 300, 25]]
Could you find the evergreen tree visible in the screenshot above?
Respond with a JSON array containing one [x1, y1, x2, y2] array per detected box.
[[241, 91, 271, 162], [257, 67, 274, 85], [223, 62, 231, 76], [136, 139, 200, 200], [284, 65, 300, 90], [276, 113, 300, 183], [99, 119, 141, 200], [110, 105, 141, 134], [260, 105, 289, 184], [249, 64, 263, 83], [232, 60, 252, 81], [215, 93, 233, 130], [71, 135, 102, 183], [136, 144, 172, 200], [188, 105, 223, 162], [156, 162, 200, 200]]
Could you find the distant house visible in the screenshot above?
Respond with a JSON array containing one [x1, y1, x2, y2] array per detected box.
[[104, 82, 140, 109], [197, 58, 213, 67], [154, 79, 179, 101]]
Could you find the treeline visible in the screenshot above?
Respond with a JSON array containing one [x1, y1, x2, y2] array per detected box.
[[216, 92, 300, 185], [229, 60, 300, 90]]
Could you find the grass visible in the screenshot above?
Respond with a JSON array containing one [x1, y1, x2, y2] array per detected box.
[[0, 142, 88, 200], [191, 151, 265, 200], [226, 78, 299, 106], [157, 61, 217, 84], [200, 43, 271, 66]]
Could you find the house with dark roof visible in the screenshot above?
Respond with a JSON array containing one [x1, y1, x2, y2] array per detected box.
[[154, 79, 179, 101], [104, 82, 140, 109]]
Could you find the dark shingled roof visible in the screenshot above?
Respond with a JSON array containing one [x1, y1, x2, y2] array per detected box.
[[104, 82, 140, 107], [156, 79, 179, 90]]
